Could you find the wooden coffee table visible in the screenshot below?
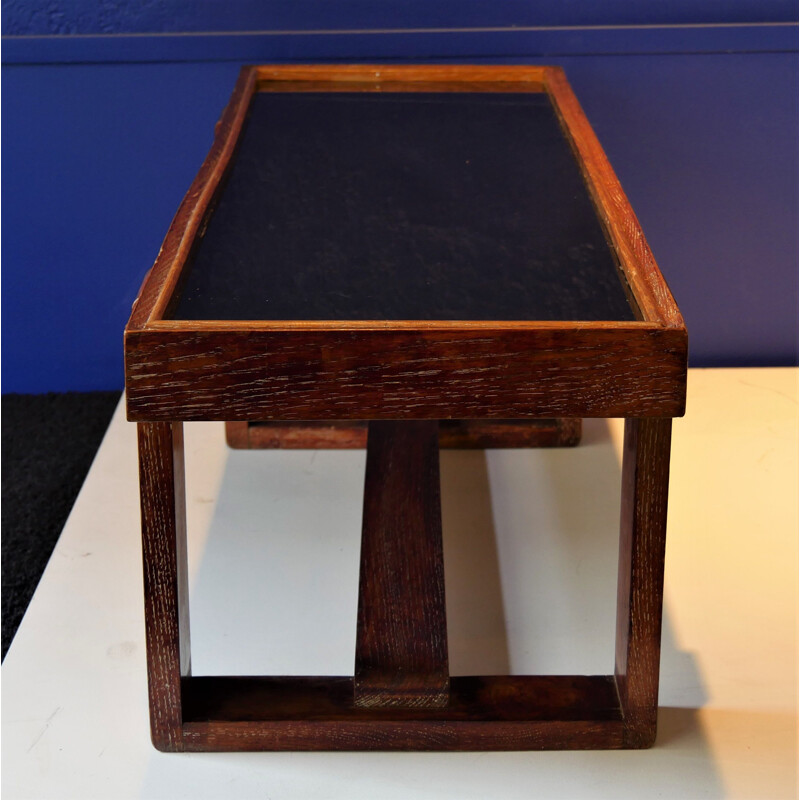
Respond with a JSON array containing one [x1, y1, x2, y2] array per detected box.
[[125, 65, 687, 752]]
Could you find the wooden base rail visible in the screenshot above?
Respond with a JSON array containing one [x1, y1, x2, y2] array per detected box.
[[180, 675, 624, 751]]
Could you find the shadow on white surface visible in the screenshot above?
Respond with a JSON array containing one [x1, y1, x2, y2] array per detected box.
[[440, 449, 510, 675], [185, 418, 709, 683], [186, 445, 365, 677]]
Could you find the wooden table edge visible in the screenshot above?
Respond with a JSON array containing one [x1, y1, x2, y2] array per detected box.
[[124, 325, 687, 422]]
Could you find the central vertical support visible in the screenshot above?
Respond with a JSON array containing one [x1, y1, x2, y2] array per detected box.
[[354, 421, 450, 708]]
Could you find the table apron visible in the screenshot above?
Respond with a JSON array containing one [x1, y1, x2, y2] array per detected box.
[[124, 327, 687, 421]]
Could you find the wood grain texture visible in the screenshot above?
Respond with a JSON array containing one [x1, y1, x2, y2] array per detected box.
[[355, 422, 448, 708], [225, 419, 582, 449], [614, 418, 672, 748], [544, 67, 684, 329], [124, 65, 687, 753], [125, 325, 687, 421], [180, 675, 623, 751], [137, 422, 191, 752]]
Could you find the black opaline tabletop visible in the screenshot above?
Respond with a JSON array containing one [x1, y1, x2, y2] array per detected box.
[[169, 91, 635, 322]]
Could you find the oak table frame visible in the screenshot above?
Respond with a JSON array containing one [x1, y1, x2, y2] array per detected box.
[[125, 64, 687, 752]]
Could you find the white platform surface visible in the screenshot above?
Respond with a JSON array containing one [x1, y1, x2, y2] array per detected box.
[[2, 367, 797, 799]]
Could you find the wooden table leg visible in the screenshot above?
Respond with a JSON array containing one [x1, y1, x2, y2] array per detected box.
[[614, 418, 673, 747], [138, 422, 191, 752]]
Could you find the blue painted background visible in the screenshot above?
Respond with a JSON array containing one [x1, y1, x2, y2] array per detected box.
[[2, 4, 797, 392], [4, 1, 796, 34]]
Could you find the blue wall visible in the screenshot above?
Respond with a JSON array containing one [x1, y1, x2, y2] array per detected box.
[[2, 6, 797, 392], [4, 1, 796, 34]]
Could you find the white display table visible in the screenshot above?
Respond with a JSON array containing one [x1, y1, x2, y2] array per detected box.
[[3, 368, 796, 798]]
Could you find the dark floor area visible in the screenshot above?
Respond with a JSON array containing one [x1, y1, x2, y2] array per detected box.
[[2, 391, 121, 659]]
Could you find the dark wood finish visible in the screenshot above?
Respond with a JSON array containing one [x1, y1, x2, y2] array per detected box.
[[183, 675, 620, 722], [615, 418, 673, 747], [126, 324, 686, 421], [137, 422, 191, 752], [126, 65, 688, 752], [355, 422, 449, 708], [181, 718, 621, 752], [180, 675, 623, 751], [225, 419, 582, 449]]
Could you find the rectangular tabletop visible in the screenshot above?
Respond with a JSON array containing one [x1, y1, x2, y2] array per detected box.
[[125, 65, 687, 422], [170, 91, 634, 324]]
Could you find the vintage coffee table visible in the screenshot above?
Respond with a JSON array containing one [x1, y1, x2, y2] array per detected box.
[[124, 65, 687, 752]]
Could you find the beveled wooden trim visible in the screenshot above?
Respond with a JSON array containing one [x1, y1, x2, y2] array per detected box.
[[254, 79, 548, 94], [355, 422, 449, 709], [225, 419, 582, 449], [144, 319, 661, 332], [125, 325, 687, 421], [543, 67, 684, 329], [127, 66, 257, 330], [179, 675, 625, 751], [254, 64, 549, 86]]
